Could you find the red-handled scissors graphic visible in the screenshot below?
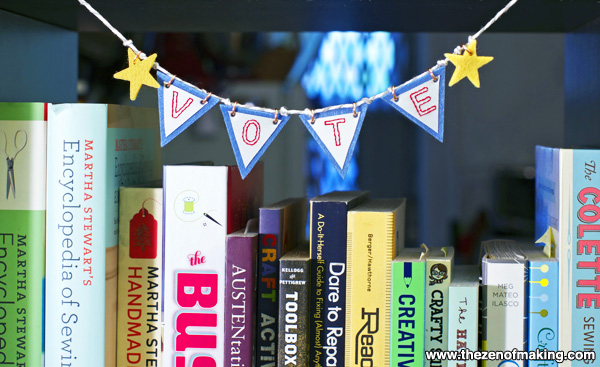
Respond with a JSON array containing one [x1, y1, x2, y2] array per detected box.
[[1, 130, 28, 199]]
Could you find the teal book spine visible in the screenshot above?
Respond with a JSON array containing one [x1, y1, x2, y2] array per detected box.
[[528, 258, 558, 367], [391, 257, 426, 367], [0, 103, 47, 366], [447, 266, 479, 367], [570, 150, 600, 366], [46, 104, 109, 367]]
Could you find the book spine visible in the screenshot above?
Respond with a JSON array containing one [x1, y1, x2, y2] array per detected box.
[[527, 259, 558, 367], [570, 150, 600, 366], [346, 211, 396, 367], [425, 257, 452, 367], [278, 256, 310, 367], [256, 209, 282, 367], [535, 146, 572, 358], [162, 165, 229, 367], [309, 201, 348, 367], [391, 261, 425, 367], [46, 104, 108, 367], [483, 261, 526, 367], [105, 119, 159, 367], [0, 103, 46, 366], [448, 285, 478, 367], [116, 187, 163, 367], [225, 235, 258, 367]]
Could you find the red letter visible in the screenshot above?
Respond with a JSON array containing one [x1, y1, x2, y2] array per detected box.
[[578, 275, 600, 291], [578, 204, 600, 223], [578, 225, 600, 238], [324, 118, 346, 147], [577, 293, 600, 308], [242, 119, 260, 146], [578, 187, 600, 205], [175, 312, 217, 351], [176, 273, 218, 308], [262, 234, 276, 247], [172, 91, 193, 119], [578, 258, 600, 273], [578, 240, 600, 255]]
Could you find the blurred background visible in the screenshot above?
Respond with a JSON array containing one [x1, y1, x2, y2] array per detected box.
[[77, 31, 564, 263], [0, 8, 568, 263]]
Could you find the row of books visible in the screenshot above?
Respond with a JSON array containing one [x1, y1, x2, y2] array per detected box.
[[111, 149, 600, 367], [0, 102, 162, 367], [1, 101, 599, 367]]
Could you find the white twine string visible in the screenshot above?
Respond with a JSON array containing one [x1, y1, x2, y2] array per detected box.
[[77, 0, 519, 117]]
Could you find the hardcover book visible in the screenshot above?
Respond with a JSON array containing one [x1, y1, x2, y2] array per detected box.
[[278, 245, 311, 367], [116, 186, 163, 367], [425, 246, 455, 367], [256, 197, 306, 367], [391, 244, 428, 367], [345, 198, 406, 367], [45, 104, 160, 367], [163, 164, 263, 367], [481, 240, 527, 367], [535, 146, 600, 366], [308, 190, 368, 367], [225, 219, 260, 367], [0, 102, 47, 366], [524, 241, 558, 367], [447, 265, 479, 367]]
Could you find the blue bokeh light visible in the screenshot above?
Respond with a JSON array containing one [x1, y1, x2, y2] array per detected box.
[[303, 32, 402, 198]]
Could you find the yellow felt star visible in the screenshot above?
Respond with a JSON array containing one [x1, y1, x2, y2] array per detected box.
[[114, 49, 160, 100], [444, 40, 493, 88]]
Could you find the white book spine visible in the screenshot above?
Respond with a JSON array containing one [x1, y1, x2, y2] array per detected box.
[[484, 261, 526, 367], [162, 165, 228, 367]]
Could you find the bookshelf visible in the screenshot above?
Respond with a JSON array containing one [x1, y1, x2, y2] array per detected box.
[[1, 2, 600, 366]]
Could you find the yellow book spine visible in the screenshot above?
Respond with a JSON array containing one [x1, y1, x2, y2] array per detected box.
[[345, 210, 396, 367], [116, 187, 163, 367]]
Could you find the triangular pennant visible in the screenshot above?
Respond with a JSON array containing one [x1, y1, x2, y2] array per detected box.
[[157, 71, 219, 146], [383, 65, 446, 142], [220, 105, 291, 179], [299, 104, 367, 178]]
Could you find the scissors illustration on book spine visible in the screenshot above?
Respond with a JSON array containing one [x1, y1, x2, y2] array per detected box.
[[1, 130, 28, 199]]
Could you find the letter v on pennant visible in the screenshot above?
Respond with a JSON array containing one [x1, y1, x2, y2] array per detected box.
[[157, 71, 219, 146], [299, 104, 368, 178], [220, 105, 291, 179], [383, 65, 446, 142]]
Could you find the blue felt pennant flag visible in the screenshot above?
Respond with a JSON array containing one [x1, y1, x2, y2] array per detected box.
[[157, 71, 219, 146], [298, 104, 367, 178], [220, 104, 291, 179], [383, 65, 446, 142]]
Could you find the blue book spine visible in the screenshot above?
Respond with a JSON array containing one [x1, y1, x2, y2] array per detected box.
[[309, 201, 347, 367], [535, 146, 560, 241], [256, 209, 282, 367], [528, 259, 558, 367]]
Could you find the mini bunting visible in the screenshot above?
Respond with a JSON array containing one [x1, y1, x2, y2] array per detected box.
[[383, 66, 446, 142], [220, 105, 291, 179], [444, 40, 493, 88], [114, 49, 160, 100], [299, 104, 367, 178], [157, 71, 219, 146]]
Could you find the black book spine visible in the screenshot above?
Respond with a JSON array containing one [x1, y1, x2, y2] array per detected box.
[[278, 253, 310, 367]]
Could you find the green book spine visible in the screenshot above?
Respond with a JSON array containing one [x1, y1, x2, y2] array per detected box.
[[391, 259, 426, 367], [0, 102, 47, 366], [425, 248, 454, 367]]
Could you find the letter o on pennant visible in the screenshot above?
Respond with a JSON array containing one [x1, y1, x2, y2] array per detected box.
[[242, 119, 261, 146]]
